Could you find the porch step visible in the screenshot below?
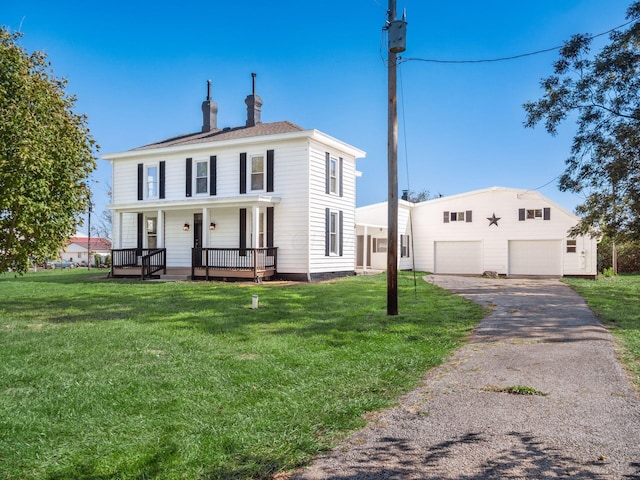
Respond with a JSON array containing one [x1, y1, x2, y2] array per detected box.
[[157, 274, 190, 282]]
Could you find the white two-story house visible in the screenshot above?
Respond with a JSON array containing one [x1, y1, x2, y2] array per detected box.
[[104, 78, 365, 281]]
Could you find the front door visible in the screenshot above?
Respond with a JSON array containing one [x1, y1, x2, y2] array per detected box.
[[193, 213, 203, 248]]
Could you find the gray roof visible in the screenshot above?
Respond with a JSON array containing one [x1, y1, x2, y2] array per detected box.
[[132, 121, 305, 151]]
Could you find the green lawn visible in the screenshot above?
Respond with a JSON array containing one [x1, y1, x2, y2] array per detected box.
[[565, 275, 640, 388], [0, 270, 483, 479]]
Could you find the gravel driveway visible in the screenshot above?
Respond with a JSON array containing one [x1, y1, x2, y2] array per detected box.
[[293, 276, 640, 479]]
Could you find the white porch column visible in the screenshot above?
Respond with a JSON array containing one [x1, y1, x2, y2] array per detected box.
[[115, 211, 123, 249], [157, 210, 165, 248], [202, 207, 209, 248], [251, 205, 260, 248], [363, 225, 369, 273]]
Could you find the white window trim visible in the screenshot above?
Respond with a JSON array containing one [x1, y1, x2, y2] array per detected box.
[[329, 211, 339, 255], [527, 208, 543, 220], [145, 163, 159, 200], [250, 154, 265, 192], [450, 211, 466, 222], [373, 237, 387, 253], [194, 159, 209, 195], [329, 156, 338, 195]]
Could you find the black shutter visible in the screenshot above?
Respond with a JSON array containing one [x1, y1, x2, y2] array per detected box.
[[185, 158, 192, 197], [407, 235, 410, 257], [400, 234, 404, 258], [266, 149, 274, 193], [209, 156, 217, 196], [240, 153, 247, 194], [239, 208, 247, 256], [325, 208, 330, 256], [137, 163, 143, 200], [159, 161, 165, 199], [443, 211, 450, 223], [136, 213, 143, 253], [325, 152, 330, 194], [519, 208, 526, 221], [339, 157, 343, 197], [543, 207, 551, 220], [266, 207, 274, 250], [466, 210, 472, 222], [339, 210, 343, 256]]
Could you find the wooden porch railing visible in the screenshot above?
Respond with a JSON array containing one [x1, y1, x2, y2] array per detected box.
[[111, 248, 167, 280], [192, 247, 277, 280]]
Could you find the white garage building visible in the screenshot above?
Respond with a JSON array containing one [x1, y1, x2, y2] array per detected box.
[[356, 187, 598, 278]]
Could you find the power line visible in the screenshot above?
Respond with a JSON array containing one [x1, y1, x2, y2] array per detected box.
[[400, 19, 636, 65]]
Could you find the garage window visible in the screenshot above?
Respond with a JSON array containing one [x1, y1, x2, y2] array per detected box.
[[567, 239, 577, 253], [519, 207, 551, 221], [444, 210, 473, 223]]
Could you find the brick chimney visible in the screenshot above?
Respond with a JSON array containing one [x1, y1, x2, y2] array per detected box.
[[201, 79, 218, 132], [244, 72, 262, 127]]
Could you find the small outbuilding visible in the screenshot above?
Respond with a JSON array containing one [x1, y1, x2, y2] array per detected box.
[[356, 186, 598, 278]]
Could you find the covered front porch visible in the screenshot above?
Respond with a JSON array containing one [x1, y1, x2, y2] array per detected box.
[[109, 196, 278, 281], [111, 247, 277, 281]]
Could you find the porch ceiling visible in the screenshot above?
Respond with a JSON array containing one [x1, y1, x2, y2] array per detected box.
[[109, 195, 281, 213]]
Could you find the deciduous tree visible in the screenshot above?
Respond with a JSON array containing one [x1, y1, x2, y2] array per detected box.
[[0, 28, 96, 273], [524, 2, 640, 259]]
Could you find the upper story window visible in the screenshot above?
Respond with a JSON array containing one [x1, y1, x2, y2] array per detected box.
[[325, 153, 343, 196], [527, 209, 542, 220], [329, 157, 338, 194], [251, 155, 264, 191], [443, 210, 472, 223], [138, 161, 164, 200], [194, 160, 208, 194], [519, 207, 551, 221], [146, 165, 158, 199]]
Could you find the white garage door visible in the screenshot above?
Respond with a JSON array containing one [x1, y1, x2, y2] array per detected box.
[[434, 241, 482, 274], [509, 240, 562, 276]]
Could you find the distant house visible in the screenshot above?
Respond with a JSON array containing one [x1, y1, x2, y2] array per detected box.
[[60, 235, 112, 265], [356, 187, 598, 278], [103, 78, 366, 281]]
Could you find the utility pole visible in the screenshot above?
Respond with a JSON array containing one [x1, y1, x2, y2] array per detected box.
[[386, 0, 406, 315]]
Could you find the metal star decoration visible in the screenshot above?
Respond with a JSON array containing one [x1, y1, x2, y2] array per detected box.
[[487, 213, 500, 226]]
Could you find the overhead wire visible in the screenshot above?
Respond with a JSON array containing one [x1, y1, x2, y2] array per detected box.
[[399, 18, 636, 65]]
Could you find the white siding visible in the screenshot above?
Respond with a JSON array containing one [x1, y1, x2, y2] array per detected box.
[[269, 143, 309, 274], [357, 187, 598, 277], [308, 140, 357, 275]]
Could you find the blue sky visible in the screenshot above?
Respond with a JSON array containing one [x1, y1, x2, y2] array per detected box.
[[3, 0, 633, 233]]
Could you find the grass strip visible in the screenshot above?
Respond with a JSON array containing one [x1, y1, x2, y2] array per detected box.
[[565, 275, 640, 388]]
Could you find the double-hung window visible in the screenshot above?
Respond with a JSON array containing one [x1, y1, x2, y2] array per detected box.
[[329, 211, 338, 254], [195, 160, 208, 194], [251, 155, 264, 191], [146, 165, 158, 199], [329, 157, 338, 194]]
